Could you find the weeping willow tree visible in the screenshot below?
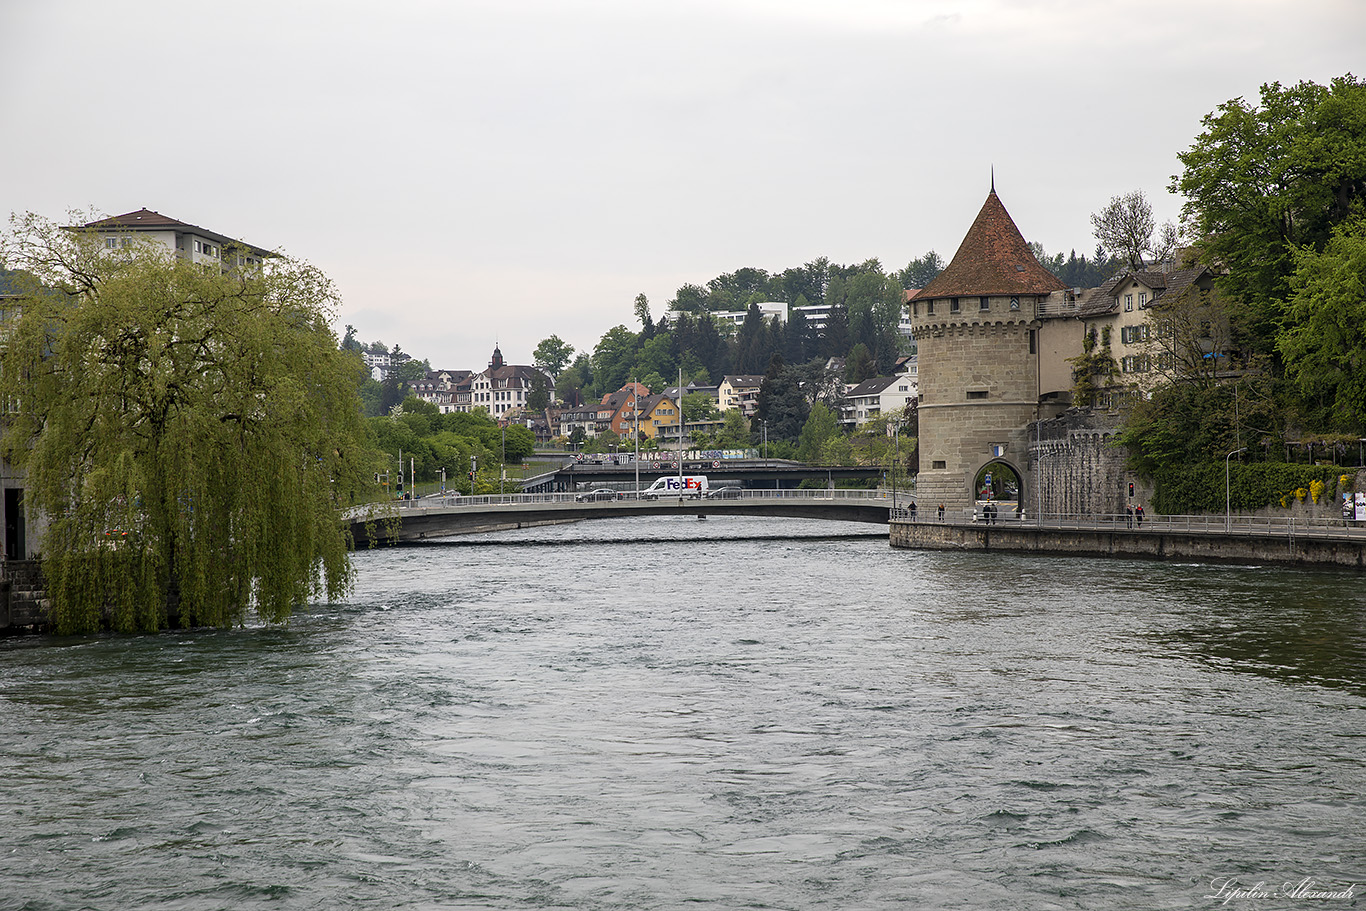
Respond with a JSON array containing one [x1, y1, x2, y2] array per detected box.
[[0, 212, 376, 634]]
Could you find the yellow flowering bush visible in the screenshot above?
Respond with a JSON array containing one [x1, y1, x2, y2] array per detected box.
[[1310, 479, 1325, 503]]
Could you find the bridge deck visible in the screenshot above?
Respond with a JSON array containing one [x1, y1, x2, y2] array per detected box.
[[350, 490, 895, 545]]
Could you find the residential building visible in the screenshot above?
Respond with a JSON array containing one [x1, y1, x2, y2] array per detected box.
[[76, 208, 272, 274], [467, 346, 551, 419], [1074, 265, 1218, 404], [841, 374, 919, 428], [412, 369, 473, 413], [718, 375, 765, 416], [637, 394, 681, 440], [557, 403, 600, 440]]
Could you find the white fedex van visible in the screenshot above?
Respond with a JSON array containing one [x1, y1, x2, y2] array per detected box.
[[640, 475, 708, 499]]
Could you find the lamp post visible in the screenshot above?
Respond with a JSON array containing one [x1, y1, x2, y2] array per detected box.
[[1225, 446, 1246, 532], [500, 422, 506, 495], [633, 378, 640, 496], [888, 421, 899, 511]]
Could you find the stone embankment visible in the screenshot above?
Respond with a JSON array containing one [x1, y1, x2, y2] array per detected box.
[[1, 560, 48, 632], [890, 519, 1366, 567]]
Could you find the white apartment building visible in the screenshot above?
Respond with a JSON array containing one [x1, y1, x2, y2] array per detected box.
[[78, 209, 273, 274]]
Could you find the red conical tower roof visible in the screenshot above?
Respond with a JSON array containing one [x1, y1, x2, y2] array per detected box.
[[919, 190, 1067, 299]]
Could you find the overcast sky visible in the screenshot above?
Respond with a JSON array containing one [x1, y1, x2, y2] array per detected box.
[[2, 0, 1361, 370]]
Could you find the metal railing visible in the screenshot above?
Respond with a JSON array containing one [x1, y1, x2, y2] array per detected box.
[[888, 507, 1366, 539], [351, 487, 891, 518]]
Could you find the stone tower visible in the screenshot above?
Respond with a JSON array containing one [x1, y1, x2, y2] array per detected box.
[[909, 188, 1069, 513]]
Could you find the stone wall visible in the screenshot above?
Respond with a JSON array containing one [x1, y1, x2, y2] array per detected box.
[[889, 521, 1366, 568], [1028, 410, 1141, 519]]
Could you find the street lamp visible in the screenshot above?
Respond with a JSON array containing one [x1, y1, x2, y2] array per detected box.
[[1225, 446, 1246, 532]]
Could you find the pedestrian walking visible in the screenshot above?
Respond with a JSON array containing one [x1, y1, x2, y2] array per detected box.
[[938, 503, 945, 522], [1126, 505, 1134, 528], [1136, 504, 1144, 527], [909, 501, 918, 522]]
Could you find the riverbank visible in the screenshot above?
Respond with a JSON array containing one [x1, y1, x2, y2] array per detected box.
[[889, 518, 1366, 567]]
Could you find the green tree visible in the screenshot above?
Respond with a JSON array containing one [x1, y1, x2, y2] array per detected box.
[[732, 302, 770, 374], [896, 251, 944, 289], [681, 391, 721, 424], [526, 372, 551, 414], [591, 325, 639, 397], [0, 212, 374, 634], [533, 334, 575, 377], [715, 409, 750, 447], [1089, 190, 1180, 270], [845, 343, 877, 384], [1277, 217, 1366, 430], [1174, 74, 1366, 352], [634, 293, 654, 336], [340, 323, 362, 351], [755, 356, 809, 442], [798, 402, 842, 463]]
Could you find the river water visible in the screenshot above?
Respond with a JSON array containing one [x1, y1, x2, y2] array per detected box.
[[2, 516, 1364, 910]]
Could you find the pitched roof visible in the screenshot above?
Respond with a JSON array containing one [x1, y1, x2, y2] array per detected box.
[[722, 374, 765, 387], [1074, 265, 1211, 318], [78, 208, 274, 256], [845, 375, 903, 397], [918, 190, 1068, 299]]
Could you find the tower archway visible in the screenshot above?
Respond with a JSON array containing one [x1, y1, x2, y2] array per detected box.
[[972, 460, 1022, 513]]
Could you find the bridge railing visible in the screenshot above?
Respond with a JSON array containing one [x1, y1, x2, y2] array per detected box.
[[889, 507, 1366, 539], [370, 487, 892, 513]]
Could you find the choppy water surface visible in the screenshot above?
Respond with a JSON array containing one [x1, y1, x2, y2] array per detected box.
[[2, 516, 1364, 910]]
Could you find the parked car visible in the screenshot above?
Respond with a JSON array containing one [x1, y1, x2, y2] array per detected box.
[[706, 486, 743, 499], [575, 488, 619, 502]]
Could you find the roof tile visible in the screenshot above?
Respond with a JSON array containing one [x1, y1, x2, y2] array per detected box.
[[918, 191, 1068, 299]]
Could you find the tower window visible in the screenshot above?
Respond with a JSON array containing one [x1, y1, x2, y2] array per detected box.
[[967, 390, 988, 400], [979, 296, 990, 311], [950, 298, 960, 313]]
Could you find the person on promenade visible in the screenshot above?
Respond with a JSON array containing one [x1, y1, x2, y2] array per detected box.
[[938, 503, 945, 522], [909, 501, 918, 522], [1136, 504, 1144, 527], [1126, 505, 1134, 528]]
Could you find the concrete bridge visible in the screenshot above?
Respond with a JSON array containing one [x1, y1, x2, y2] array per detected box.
[[349, 489, 895, 546]]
